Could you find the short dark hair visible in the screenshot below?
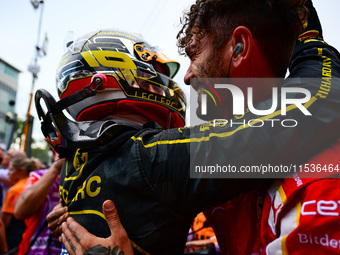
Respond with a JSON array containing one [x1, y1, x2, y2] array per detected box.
[[177, 0, 308, 77]]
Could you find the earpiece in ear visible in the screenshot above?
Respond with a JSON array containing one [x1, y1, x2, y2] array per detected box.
[[228, 42, 245, 78], [233, 42, 244, 58]]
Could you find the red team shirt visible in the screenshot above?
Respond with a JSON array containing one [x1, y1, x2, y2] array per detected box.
[[205, 141, 340, 255]]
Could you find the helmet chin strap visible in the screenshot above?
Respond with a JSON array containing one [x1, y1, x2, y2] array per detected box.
[[52, 74, 105, 116], [166, 111, 172, 129]]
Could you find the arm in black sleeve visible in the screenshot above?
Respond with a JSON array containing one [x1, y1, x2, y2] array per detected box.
[[142, 1, 340, 217]]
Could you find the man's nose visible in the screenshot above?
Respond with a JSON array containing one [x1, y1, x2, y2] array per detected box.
[[184, 65, 194, 85]]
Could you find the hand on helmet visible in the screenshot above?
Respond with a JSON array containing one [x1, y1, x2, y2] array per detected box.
[[299, 0, 323, 41]]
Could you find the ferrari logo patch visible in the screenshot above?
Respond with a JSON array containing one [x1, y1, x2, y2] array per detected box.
[[73, 149, 88, 171]]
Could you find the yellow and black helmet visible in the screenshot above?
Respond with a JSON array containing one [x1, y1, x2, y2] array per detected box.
[[56, 29, 186, 128]]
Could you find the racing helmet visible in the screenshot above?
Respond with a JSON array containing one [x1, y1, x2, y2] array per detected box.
[[56, 29, 186, 128]]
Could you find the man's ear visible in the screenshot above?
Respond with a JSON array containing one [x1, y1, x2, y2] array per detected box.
[[230, 26, 253, 68]]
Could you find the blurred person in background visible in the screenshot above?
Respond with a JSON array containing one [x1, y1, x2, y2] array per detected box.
[[14, 154, 64, 255], [0, 156, 39, 253], [0, 150, 26, 211], [185, 212, 219, 254], [0, 146, 5, 168], [0, 146, 5, 213], [0, 218, 7, 254]]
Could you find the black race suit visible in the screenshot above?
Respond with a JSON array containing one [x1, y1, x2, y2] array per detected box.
[[59, 38, 340, 254]]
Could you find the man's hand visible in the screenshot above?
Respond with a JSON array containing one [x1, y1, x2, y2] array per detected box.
[[15, 158, 65, 221], [50, 158, 65, 175], [304, 0, 323, 38], [47, 202, 69, 237], [60, 200, 134, 255]]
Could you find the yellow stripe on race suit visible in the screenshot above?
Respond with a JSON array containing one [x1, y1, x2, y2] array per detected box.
[[296, 202, 302, 226], [281, 235, 289, 255], [131, 97, 318, 148], [70, 209, 105, 220], [130, 241, 152, 255], [278, 185, 287, 204]]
